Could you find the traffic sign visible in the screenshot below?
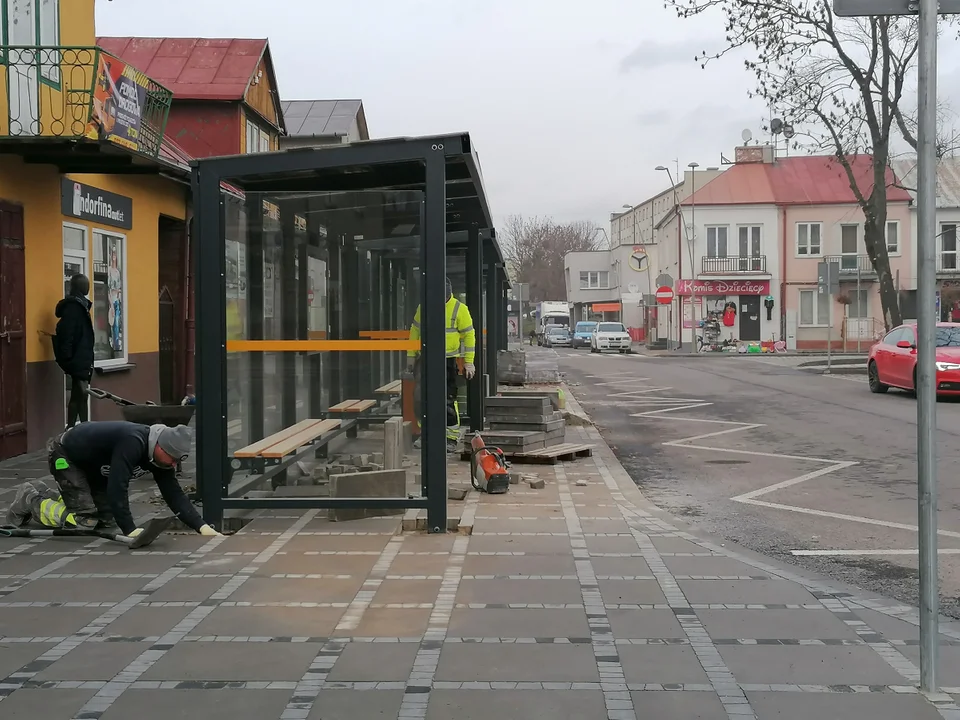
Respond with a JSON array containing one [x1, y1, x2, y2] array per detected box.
[[656, 274, 674, 288], [817, 261, 840, 296], [655, 286, 674, 305], [833, 0, 960, 16]]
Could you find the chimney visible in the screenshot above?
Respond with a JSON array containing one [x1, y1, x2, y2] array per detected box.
[[735, 145, 775, 164]]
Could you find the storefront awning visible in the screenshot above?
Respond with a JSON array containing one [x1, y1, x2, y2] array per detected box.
[[592, 302, 621, 312]]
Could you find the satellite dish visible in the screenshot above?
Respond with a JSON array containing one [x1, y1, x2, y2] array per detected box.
[[741, 129, 753, 143], [783, 124, 796, 140], [770, 118, 784, 134]]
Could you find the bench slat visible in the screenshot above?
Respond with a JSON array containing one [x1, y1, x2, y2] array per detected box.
[[261, 419, 342, 458], [234, 419, 323, 458], [375, 380, 402, 394], [329, 398, 377, 412]]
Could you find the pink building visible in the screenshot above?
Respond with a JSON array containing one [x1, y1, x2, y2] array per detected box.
[[674, 147, 912, 351]]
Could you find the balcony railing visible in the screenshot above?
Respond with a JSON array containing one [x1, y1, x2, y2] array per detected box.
[[700, 256, 767, 274], [823, 255, 877, 276], [0, 46, 173, 158]]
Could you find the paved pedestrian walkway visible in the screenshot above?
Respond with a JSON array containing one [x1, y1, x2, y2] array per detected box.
[[2, 423, 960, 718]]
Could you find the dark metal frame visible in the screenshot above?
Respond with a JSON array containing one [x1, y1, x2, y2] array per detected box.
[[192, 134, 497, 531]]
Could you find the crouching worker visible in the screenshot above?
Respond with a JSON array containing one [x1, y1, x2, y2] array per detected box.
[[5, 421, 221, 539]]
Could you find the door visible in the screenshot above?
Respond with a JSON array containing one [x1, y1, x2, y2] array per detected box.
[[897, 326, 918, 388], [62, 254, 91, 425], [0, 202, 27, 459], [739, 295, 761, 341]]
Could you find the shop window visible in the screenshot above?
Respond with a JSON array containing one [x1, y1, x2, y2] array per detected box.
[[799, 289, 830, 326], [92, 230, 127, 366]]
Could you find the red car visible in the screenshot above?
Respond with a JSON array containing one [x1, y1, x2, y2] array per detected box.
[[868, 322, 960, 396]]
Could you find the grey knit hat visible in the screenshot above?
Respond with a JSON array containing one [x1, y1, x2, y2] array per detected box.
[[156, 424, 192, 460]]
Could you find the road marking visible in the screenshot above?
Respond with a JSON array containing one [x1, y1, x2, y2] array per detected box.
[[791, 548, 960, 556]]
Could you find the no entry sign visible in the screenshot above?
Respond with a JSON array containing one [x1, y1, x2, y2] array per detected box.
[[655, 286, 674, 305]]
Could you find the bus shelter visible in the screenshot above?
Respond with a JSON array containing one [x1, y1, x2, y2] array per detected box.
[[191, 133, 507, 533]]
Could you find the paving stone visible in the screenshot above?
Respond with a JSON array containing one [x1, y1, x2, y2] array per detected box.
[[253, 554, 379, 577], [746, 690, 943, 720], [478, 519, 565, 533], [606, 608, 687, 639], [149, 578, 233, 603], [189, 554, 258, 574], [590, 556, 654, 576], [204, 534, 278, 553], [436, 643, 599, 682], [62, 553, 187, 575], [599, 580, 669, 605], [193, 607, 345, 637], [652, 537, 709, 554], [373, 579, 444, 604], [101, 689, 293, 720], [285, 534, 393, 553], [5, 577, 148, 603], [619, 645, 710, 684], [899, 644, 960, 686], [721, 644, 906, 685], [326, 643, 420, 682], [0, 688, 97, 719], [0, 641, 56, 678], [449, 608, 590, 638], [104, 606, 196, 637], [581, 519, 630, 533], [390, 554, 454, 576], [697, 609, 860, 640], [585, 535, 639, 553], [629, 690, 728, 718], [231, 577, 365, 603], [427, 689, 606, 719], [456, 579, 584, 605], [36, 642, 154, 681], [345, 608, 433, 637], [461, 554, 577, 576], [851, 607, 920, 640], [468, 535, 572, 555], [308, 689, 405, 719], [679, 579, 817, 605], [0, 553, 70, 576], [663, 555, 765, 577], [0, 607, 104, 638], [143, 641, 322, 681]]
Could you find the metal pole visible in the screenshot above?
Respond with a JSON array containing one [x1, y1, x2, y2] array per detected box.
[[689, 171, 697, 354], [917, 0, 940, 693], [857, 263, 862, 354], [826, 261, 833, 373]]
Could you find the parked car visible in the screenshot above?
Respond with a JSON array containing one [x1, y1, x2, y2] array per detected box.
[[544, 326, 571, 348], [572, 321, 597, 349], [591, 322, 632, 354], [868, 322, 960, 396]]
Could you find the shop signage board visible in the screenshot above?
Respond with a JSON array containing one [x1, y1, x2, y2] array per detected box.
[[85, 52, 151, 153], [675, 279, 770, 296], [60, 179, 133, 230]]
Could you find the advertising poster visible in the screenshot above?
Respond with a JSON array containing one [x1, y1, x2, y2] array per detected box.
[[86, 52, 149, 152]]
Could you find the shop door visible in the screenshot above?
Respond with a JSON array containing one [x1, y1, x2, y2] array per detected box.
[[739, 295, 761, 341], [0, 202, 27, 459], [158, 287, 176, 404]]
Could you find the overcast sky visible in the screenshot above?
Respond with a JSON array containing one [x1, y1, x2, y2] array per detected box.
[[97, 0, 960, 230]]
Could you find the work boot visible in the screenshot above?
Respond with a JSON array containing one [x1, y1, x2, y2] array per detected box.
[[4, 482, 40, 527]]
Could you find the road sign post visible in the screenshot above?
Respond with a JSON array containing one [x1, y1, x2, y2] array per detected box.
[[831, 0, 959, 692], [817, 261, 840, 372]]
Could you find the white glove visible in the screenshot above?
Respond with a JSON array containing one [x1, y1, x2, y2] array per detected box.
[[464, 363, 476, 380], [199, 524, 223, 537]]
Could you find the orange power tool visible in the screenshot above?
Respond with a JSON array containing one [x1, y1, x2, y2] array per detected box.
[[469, 432, 511, 494]]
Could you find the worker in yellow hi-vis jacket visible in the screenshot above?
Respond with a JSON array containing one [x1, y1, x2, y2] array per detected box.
[[407, 277, 476, 443]]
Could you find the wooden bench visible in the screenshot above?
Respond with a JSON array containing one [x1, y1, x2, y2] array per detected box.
[[229, 418, 346, 494], [375, 380, 402, 396], [326, 399, 378, 437]]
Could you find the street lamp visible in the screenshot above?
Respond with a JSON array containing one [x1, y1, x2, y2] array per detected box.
[[687, 162, 700, 354]]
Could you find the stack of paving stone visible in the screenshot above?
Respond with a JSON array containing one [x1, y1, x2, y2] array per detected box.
[[483, 395, 565, 454]]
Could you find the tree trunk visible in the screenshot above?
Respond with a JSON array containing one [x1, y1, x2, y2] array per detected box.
[[864, 221, 902, 330]]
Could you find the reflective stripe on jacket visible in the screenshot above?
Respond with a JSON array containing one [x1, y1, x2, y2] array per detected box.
[[38, 498, 77, 528], [408, 297, 476, 363]]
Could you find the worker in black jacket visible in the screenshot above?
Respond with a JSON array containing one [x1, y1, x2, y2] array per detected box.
[[53, 274, 95, 427], [47, 421, 221, 538]]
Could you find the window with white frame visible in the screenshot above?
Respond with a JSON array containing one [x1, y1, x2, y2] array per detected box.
[[799, 288, 830, 326], [92, 230, 127, 365], [885, 221, 900, 255], [245, 118, 271, 154], [706, 226, 728, 258], [796, 222, 822, 256], [579, 270, 609, 289], [846, 287, 870, 319], [941, 223, 958, 271], [840, 225, 859, 271]]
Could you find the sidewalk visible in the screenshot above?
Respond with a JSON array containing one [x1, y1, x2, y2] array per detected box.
[[2, 417, 960, 718]]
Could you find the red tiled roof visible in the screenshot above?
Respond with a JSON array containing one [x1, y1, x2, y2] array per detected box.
[[96, 37, 268, 102], [683, 155, 913, 207]]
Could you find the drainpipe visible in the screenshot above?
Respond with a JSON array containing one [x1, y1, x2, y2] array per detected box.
[[184, 198, 196, 396], [780, 205, 787, 344]]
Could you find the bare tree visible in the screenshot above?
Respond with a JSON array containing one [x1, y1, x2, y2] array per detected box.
[[500, 215, 600, 302], [666, 0, 957, 329]]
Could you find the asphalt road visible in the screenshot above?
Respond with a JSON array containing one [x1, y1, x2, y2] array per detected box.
[[558, 348, 960, 619]]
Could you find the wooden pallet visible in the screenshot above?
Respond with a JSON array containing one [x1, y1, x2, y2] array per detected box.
[[460, 443, 594, 465]]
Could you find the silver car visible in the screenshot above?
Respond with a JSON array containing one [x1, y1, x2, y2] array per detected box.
[[544, 326, 571, 347]]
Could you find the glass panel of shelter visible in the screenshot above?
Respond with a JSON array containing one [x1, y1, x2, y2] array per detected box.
[[223, 189, 426, 499]]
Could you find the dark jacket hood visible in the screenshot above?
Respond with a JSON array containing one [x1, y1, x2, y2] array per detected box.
[[56, 295, 91, 318]]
